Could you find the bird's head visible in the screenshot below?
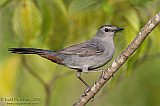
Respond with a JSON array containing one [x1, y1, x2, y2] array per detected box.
[[96, 25, 124, 38]]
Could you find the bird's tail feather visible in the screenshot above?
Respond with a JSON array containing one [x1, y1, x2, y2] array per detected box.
[[9, 48, 64, 65], [8, 48, 53, 55]]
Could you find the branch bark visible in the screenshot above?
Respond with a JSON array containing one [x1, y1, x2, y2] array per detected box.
[[73, 12, 160, 106]]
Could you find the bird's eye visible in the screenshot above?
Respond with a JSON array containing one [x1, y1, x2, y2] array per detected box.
[[104, 28, 109, 32]]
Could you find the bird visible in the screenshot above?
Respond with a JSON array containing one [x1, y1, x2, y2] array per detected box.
[[9, 25, 123, 94]]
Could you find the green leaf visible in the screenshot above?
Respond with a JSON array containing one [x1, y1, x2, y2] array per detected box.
[[53, 0, 68, 18], [13, 0, 43, 42], [0, 0, 8, 7], [0, 57, 20, 96], [124, 25, 136, 45], [150, 27, 160, 52], [102, 1, 114, 15], [36, 0, 53, 38], [124, 9, 140, 31], [129, 0, 150, 6], [0, 0, 6, 5], [69, 0, 102, 15]]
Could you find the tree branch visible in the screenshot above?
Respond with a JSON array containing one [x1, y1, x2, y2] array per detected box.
[[73, 12, 160, 106]]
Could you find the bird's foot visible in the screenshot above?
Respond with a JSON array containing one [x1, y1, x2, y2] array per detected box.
[[82, 86, 91, 96]]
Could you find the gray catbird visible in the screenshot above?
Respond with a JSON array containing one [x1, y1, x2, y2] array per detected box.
[[9, 25, 123, 93]]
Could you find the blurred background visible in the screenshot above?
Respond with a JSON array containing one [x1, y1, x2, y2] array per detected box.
[[0, 0, 160, 106]]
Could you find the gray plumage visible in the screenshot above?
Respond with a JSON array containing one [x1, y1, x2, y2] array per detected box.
[[9, 25, 124, 91], [57, 25, 123, 71]]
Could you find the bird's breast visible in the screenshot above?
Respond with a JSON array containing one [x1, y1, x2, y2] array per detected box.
[[88, 42, 115, 70]]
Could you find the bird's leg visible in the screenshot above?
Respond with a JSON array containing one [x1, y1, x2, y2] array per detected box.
[[76, 71, 91, 96], [76, 71, 89, 87]]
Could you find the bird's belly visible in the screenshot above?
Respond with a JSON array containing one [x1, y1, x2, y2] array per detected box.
[[89, 53, 113, 70], [63, 51, 114, 70]]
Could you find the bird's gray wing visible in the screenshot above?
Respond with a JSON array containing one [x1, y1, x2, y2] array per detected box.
[[58, 41, 105, 57]]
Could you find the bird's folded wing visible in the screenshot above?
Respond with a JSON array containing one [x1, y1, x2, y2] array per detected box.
[[58, 42, 104, 57]]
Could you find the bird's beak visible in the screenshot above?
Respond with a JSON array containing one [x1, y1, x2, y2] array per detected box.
[[116, 27, 124, 32]]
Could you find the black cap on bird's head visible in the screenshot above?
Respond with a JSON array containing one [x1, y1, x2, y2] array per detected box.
[[99, 25, 124, 33]]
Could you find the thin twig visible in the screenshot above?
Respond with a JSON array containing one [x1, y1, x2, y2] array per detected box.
[[45, 84, 51, 106], [22, 56, 47, 86], [22, 56, 50, 106], [49, 71, 73, 87], [73, 12, 160, 106], [22, 56, 73, 106], [45, 71, 73, 106]]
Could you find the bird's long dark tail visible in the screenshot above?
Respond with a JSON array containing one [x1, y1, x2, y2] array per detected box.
[[9, 48, 51, 55], [9, 48, 63, 64]]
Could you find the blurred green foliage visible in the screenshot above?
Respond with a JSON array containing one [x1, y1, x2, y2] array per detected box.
[[0, 0, 160, 106]]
